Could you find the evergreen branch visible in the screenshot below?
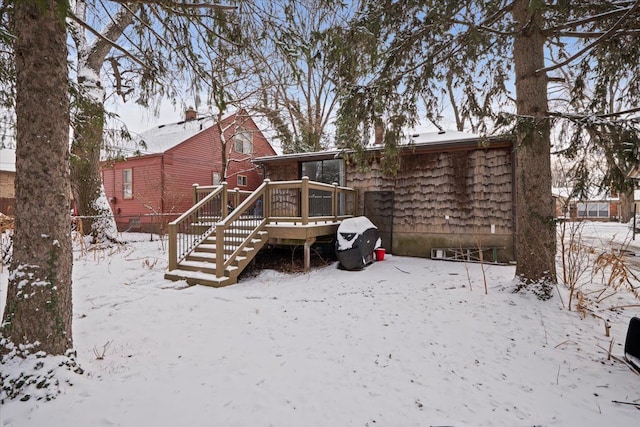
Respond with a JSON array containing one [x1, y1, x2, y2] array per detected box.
[[479, 0, 515, 28], [450, 19, 515, 36], [557, 29, 640, 38], [110, 0, 237, 12], [548, 107, 640, 120], [543, 7, 629, 33], [538, 0, 640, 74]]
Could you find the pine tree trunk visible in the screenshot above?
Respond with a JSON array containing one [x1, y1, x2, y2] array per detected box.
[[2, 0, 73, 355], [619, 187, 634, 223], [513, 0, 557, 299]]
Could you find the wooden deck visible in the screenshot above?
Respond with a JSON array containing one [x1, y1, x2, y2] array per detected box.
[[265, 221, 342, 241], [165, 178, 357, 287]]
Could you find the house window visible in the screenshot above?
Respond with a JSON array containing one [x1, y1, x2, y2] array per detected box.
[[234, 130, 253, 154], [123, 169, 133, 199], [301, 159, 345, 186], [237, 175, 247, 187], [212, 172, 221, 185], [301, 159, 346, 217], [576, 202, 609, 218]]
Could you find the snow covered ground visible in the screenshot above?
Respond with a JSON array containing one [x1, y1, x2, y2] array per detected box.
[[1, 223, 640, 426]]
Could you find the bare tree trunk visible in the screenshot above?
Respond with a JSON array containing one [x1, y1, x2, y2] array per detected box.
[[215, 116, 229, 183], [513, 0, 556, 299], [2, 0, 73, 355], [68, 1, 138, 241], [447, 70, 464, 132], [70, 94, 109, 239]]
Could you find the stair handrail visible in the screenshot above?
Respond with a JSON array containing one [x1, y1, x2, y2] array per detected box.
[[168, 183, 227, 270], [215, 180, 270, 277]]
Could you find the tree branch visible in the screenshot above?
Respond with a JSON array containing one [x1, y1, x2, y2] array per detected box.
[[67, 12, 149, 70], [544, 7, 629, 33], [538, 0, 640, 74], [557, 29, 640, 38], [548, 106, 640, 120], [86, 3, 141, 70], [110, 0, 237, 11]]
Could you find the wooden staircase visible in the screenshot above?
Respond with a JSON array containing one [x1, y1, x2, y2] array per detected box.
[[165, 222, 268, 287], [165, 178, 357, 287]]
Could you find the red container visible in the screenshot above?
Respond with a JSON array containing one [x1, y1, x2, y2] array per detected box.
[[374, 248, 386, 261]]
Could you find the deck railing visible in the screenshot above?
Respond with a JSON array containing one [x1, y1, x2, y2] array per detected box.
[[214, 180, 269, 277], [168, 183, 229, 270], [266, 177, 357, 224], [168, 177, 357, 274]]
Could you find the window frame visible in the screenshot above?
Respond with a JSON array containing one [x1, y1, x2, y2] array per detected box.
[[576, 202, 609, 218], [237, 174, 248, 187], [300, 159, 345, 186], [233, 130, 253, 154], [123, 168, 133, 199]]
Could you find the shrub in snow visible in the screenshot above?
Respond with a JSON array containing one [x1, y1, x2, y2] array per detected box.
[[556, 221, 640, 314]]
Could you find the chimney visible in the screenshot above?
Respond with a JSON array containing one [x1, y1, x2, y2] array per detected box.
[[185, 107, 197, 122], [374, 118, 385, 146]]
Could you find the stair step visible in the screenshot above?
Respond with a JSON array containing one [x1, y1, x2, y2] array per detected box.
[[202, 236, 265, 245], [186, 252, 217, 262], [178, 260, 217, 274], [169, 224, 268, 287], [196, 244, 216, 253], [180, 257, 244, 274], [164, 269, 234, 287]]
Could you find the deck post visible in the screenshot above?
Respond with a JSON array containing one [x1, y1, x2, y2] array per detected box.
[[301, 176, 309, 225], [332, 182, 338, 221], [192, 183, 199, 205], [304, 237, 316, 271], [216, 221, 225, 277], [221, 181, 229, 218], [168, 223, 177, 270], [232, 187, 240, 210], [264, 179, 271, 221]]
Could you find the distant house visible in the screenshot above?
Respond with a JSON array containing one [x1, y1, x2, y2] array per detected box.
[[254, 131, 517, 262], [552, 187, 620, 221], [0, 148, 16, 215], [101, 109, 277, 232]]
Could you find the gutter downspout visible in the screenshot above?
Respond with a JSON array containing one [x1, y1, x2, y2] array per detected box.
[[161, 154, 165, 215]]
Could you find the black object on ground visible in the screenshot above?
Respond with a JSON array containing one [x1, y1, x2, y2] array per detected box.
[[624, 316, 640, 371], [336, 216, 379, 271]]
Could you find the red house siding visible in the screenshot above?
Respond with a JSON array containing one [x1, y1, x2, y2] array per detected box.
[[101, 112, 276, 232]]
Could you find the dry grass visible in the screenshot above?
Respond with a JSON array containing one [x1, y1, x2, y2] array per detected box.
[[557, 221, 640, 315]]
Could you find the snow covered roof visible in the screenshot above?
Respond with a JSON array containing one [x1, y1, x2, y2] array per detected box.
[[408, 129, 479, 144], [0, 148, 16, 173], [134, 116, 216, 155]]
